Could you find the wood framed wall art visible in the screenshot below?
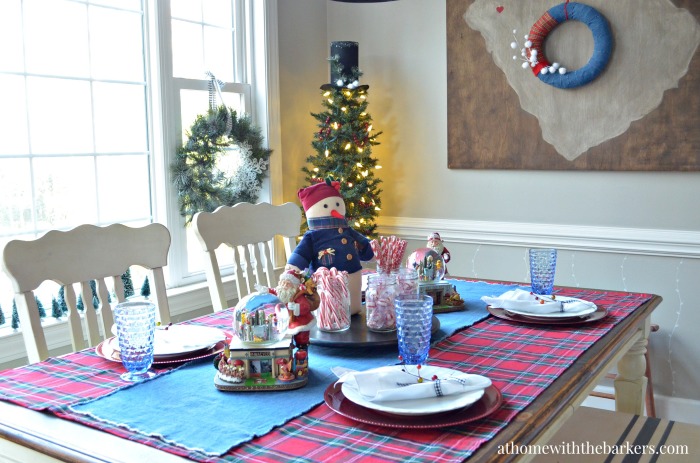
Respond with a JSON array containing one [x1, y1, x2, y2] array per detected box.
[[447, 0, 700, 171]]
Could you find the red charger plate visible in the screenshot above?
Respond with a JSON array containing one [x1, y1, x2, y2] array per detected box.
[[96, 336, 227, 365], [324, 382, 502, 429], [487, 306, 608, 326]]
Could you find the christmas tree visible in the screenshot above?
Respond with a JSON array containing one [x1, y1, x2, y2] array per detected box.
[[302, 49, 383, 238], [89, 280, 99, 310], [122, 269, 135, 299], [11, 300, 19, 330], [58, 286, 68, 315], [35, 296, 46, 318], [0, 303, 5, 325], [141, 276, 151, 298], [51, 297, 62, 319]]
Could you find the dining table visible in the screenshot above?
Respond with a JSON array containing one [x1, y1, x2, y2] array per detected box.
[[0, 277, 661, 463]]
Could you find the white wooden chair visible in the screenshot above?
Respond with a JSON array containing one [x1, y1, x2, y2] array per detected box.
[[192, 202, 301, 312], [1, 223, 171, 364]]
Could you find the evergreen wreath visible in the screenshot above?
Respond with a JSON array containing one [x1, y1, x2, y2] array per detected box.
[[170, 105, 272, 224]]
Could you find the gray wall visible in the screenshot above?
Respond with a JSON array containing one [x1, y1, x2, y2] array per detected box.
[[277, 0, 700, 420]]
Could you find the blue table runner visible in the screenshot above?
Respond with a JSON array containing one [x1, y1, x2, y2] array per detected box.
[[70, 280, 524, 456]]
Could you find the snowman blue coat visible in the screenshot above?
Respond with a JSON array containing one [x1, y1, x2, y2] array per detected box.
[[287, 216, 373, 273]]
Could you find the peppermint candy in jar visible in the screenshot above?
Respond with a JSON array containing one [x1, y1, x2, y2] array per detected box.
[[394, 267, 419, 297], [313, 267, 351, 332], [365, 273, 397, 332]]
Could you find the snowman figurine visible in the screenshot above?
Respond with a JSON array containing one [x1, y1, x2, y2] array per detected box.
[[286, 179, 374, 315]]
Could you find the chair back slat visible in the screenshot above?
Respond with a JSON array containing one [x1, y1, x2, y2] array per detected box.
[[79, 281, 101, 347], [247, 242, 269, 290], [96, 278, 114, 342], [63, 283, 84, 353], [235, 245, 252, 298], [112, 276, 126, 304], [261, 241, 278, 288], [1, 223, 172, 364], [14, 293, 48, 362], [193, 202, 302, 312]]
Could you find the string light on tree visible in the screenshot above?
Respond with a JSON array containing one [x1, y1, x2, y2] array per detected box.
[[301, 41, 383, 238]]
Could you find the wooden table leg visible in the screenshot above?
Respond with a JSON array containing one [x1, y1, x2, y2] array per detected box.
[[614, 318, 650, 415]]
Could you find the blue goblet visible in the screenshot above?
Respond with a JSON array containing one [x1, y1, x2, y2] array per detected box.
[[113, 301, 156, 382]]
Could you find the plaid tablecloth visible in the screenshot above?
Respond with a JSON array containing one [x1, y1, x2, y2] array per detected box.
[[0, 282, 654, 463]]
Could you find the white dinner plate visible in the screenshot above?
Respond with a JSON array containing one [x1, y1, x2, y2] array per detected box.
[[504, 297, 597, 319], [110, 325, 226, 357], [341, 365, 486, 416]]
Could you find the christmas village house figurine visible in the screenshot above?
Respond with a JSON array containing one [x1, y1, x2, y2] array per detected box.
[[214, 271, 319, 391], [286, 179, 374, 316]]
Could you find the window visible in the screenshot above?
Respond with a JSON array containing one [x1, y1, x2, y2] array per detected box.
[[0, 0, 278, 340]]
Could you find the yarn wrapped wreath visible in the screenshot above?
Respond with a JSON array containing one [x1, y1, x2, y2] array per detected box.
[[528, 1, 613, 89], [170, 106, 271, 224]]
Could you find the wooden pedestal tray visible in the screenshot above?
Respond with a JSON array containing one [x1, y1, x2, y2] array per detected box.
[[309, 312, 440, 347]]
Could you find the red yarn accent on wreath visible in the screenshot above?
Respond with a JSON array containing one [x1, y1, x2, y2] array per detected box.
[[564, 0, 570, 20], [528, 11, 558, 76]]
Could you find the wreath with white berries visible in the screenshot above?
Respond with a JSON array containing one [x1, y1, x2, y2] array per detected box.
[[512, 1, 613, 89], [170, 105, 271, 224]]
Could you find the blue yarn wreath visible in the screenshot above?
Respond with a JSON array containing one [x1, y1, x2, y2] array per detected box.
[[530, 2, 613, 89]]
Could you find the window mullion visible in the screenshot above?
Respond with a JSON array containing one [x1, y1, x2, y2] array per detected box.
[[146, 0, 185, 287]]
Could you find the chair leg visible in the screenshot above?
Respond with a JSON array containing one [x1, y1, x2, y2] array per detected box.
[[644, 349, 656, 418], [644, 323, 659, 418]]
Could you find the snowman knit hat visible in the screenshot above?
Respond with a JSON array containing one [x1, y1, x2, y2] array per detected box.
[[298, 179, 341, 211]]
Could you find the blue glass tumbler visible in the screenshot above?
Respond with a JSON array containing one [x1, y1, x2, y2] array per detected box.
[[113, 301, 157, 382], [395, 294, 433, 365], [528, 248, 557, 295]]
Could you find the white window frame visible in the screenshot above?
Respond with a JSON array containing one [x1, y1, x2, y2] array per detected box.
[[150, 0, 282, 290], [0, 0, 282, 365]]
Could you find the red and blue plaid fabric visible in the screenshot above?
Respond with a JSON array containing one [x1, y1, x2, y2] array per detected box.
[[0, 284, 653, 463]]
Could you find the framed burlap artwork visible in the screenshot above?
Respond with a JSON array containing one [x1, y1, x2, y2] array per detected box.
[[447, 0, 700, 170]]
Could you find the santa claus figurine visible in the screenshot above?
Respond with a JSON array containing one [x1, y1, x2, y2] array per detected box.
[[273, 270, 319, 349], [286, 179, 374, 315], [427, 232, 451, 273]]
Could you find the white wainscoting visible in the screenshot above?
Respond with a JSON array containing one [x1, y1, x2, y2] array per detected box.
[[377, 217, 700, 258]]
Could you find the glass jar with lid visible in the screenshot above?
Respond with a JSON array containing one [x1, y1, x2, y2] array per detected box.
[[365, 273, 397, 332]]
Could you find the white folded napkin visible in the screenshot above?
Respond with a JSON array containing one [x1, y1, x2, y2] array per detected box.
[[333, 366, 491, 403], [153, 325, 225, 354], [481, 289, 592, 314]]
